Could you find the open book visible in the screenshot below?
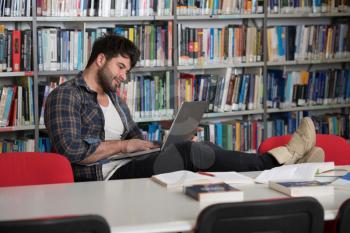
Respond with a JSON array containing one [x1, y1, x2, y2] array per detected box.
[[255, 162, 335, 184], [151, 170, 254, 189]]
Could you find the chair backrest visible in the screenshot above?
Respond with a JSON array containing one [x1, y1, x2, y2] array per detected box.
[[336, 199, 350, 233], [0, 152, 74, 187], [195, 197, 324, 233], [0, 215, 110, 233], [258, 134, 350, 165]]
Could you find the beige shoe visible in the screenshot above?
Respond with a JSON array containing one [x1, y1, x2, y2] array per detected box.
[[296, 146, 325, 163], [268, 117, 316, 164]]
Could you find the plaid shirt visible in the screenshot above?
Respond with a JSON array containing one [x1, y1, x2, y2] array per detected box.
[[44, 73, 143, 181]]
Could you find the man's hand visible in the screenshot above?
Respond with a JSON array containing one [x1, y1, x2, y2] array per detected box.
[[121, 139, 159, 153]]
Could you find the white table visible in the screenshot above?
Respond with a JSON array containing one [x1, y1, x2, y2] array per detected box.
[[0, 173, 349, 233], [0, 179, 199, 233]]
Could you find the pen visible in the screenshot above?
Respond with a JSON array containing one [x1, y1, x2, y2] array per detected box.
[[198, 171, 215, 177]]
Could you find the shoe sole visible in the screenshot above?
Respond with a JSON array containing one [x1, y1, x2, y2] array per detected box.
[[297, 147, 325, 163]]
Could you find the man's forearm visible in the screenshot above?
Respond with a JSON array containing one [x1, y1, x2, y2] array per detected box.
[[79, 139, 156, 164], [79, 140, 125, 164]]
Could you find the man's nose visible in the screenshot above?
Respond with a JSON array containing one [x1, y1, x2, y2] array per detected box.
[[118, 72, 127, 80]]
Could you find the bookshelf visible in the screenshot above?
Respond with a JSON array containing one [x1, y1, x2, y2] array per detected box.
[[261, 0, 350, 146], [0, 0, 349, 152], [0, 1, 35, 151]]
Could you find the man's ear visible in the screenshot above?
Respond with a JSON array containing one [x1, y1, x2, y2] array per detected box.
[[96, 53, 106, 67]]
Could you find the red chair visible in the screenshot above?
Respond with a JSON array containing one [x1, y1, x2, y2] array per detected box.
[[0, 152, 74, 187], [258, 134, 350, 165]]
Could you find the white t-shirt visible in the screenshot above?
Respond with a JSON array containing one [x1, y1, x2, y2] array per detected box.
[[99, 94, 131, 180]]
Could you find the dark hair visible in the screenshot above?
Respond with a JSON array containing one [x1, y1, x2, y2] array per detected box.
[[86, 34, 140, 69]]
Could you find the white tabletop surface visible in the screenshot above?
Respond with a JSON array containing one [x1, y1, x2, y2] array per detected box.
[[239, 171, 350, 221], [0, 179, 200, 233], [0, 171, 349, 233]]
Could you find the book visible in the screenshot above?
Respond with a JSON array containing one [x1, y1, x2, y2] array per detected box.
[[255, 162, 335, 184], [269, 180, 334, 197], [184, 183, 243, 202], [12, 30, 21, 72], [152, 170, 217, 188], [151, 170, 254, 188]]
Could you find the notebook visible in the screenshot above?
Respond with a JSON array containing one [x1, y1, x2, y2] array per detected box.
[[107, 101, 209, 161]]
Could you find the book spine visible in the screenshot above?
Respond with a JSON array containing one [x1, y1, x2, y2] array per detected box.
[[12, 30, 21, 72]]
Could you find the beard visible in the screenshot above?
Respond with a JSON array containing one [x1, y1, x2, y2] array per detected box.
[[97, 64, 117, 92]]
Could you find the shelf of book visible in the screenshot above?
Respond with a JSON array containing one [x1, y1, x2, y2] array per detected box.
[[0, 125, 35, 132], [133, 110, 264, 123], [267, 12, 350, 18], [36, 16, 174, 22], [233, 62, 265, 68], [38, 70, 80, 76], [177, 64, 228, 70], [203, 109, 264, 120], [267, 104, 350, 114], [135, 116, 174, 123], [0, 17, 32, 21], [155, 16, 174, 20], [177, 14, 264, 20], [267, 58, 350, 66], [177, 62, 264, 70], [38, 125, 46, 130], [133, 66, 174, 72], [0, 72, 34, 77]]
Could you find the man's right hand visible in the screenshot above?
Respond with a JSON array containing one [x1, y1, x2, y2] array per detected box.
[[121, 139, 158, 153]]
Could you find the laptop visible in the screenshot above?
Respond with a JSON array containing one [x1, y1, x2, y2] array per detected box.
[[107, 101, 209, 161]]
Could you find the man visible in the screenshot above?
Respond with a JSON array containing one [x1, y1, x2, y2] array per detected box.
[[45, 34, 324, 182]]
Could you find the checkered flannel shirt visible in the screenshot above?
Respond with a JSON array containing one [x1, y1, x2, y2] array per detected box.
[[44, 73, 143, 181]]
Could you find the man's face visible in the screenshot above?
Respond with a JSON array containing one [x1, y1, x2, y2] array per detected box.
[[97, 55, 131, 92]]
